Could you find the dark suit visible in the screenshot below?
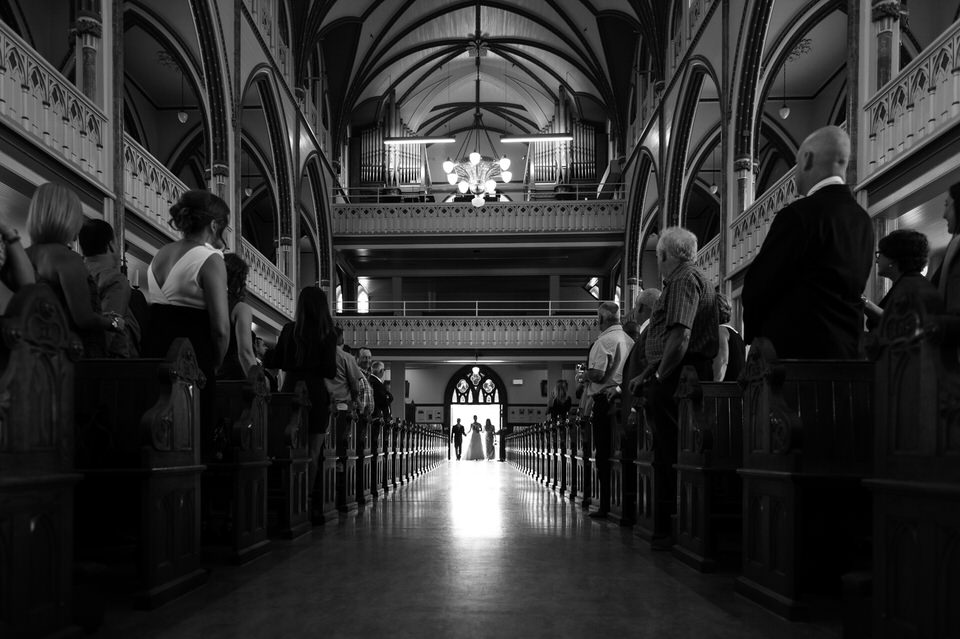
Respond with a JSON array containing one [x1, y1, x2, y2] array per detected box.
[[367, 373, 393, 420], [450, 423, 466, 459], [742, 183, 874, 359]]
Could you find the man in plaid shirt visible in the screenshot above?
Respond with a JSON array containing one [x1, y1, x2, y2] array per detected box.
[[628, 226, 718, 546]]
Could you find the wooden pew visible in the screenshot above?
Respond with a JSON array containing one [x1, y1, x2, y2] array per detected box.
[[266, 381, 311, 539], [315, 411, 338, 523], [563, 417, 577, 500], [573, 414, 592, 509], [608, 393, 636, 526], [74, 337, 207, 609], [356, 415, 372, 505], [206, 368, 271, 563], [0, 284, 83, 637], [673, 368, 743, 571], [370, 416, 384, 499], [633, 399, 670, 545], [865, 282, 959, 638], [736, 337, 873, 620], [333, 409, 358, 513]]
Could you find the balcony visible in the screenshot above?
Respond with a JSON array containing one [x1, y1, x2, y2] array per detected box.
[[0, 20, 107, 191], [695, 236, 721, 287], [727, 167, 797, 276], [332, 185, 626, 237], [862, 18, 960, 181]]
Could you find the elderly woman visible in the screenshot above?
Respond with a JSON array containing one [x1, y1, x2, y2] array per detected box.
[[932, 182, 960, 312], [864, 229, 930, 330]]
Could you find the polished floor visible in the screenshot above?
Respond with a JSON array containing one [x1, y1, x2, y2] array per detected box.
[[94, 460, 840, 639]]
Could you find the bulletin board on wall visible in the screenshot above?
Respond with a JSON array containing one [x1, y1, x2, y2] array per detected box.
[[415, 405, 445, 424], [507, 405, 548, 426]]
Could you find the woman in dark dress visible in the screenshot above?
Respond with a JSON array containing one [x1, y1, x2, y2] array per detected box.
[[264, 287, 338, 492], [217, 253, 256, 380], [864, 229, 931, 331], [548, 380, 572, 422], [23, 183, 123, 356], [143, 190, 230, 429]]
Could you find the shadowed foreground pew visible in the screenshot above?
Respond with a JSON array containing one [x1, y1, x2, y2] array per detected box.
[[607, 393, 636, 526], [266, 381, 310, 539], [736, 337, 873, 620], [74, 338, 207, 609], [206, 368, 271, 563], [0, 284, 82, 638], [865, 282, 960, 638], [673, 368, 743, 571]]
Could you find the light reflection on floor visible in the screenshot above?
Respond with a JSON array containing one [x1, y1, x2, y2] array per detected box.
[[448, 458, 504, 539]]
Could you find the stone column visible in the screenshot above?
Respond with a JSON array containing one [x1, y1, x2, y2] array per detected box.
[[73, 3, 102, 104], [276, 236, 293, 279], [872, 0, 901, 92], [733, 156, 755, 215]]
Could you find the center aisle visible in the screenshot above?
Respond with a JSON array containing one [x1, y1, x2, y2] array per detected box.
[[100, 460, 838, 639]]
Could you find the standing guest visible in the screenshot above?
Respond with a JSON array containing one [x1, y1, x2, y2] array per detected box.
[[24, 183, 124, 356], [0, 219, 35, 292], [713, 293, 745, 382], [628, 227, 718, 546], [864, 229, 932, 331], [265, 287, 338, 497], [143, 190, 230, 429], [368, 360, 393, 420], [78, 219, 140, 357], [741, 126, 874, 359], [217, 254, 257, 380], [547, 380, 572, 422], [621, 288, 661, 428], [932, 182, 960, 312], [575, 301, 634, 518], [253, 335, 279, 393], [357, 348, 372, 375], [450, 418, 466, 460]]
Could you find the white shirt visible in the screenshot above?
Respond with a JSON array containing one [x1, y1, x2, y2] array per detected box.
[[805, 175, 845, 197]]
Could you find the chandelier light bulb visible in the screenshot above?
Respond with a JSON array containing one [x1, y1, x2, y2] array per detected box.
[[469, 151, 481, 165], [499, 156, 511, 170], [779, 105, 790, 120], [484, 179, 497, 194], [709, 184, 719, 194], [471, 195, 485, 208], [442, 158, 454, 174], [177, 109, 189, 124], [446, 173, 458, 185], [500, 170, 513, 183], [244, 186, 253, 197], [457, 180, 470, 194]]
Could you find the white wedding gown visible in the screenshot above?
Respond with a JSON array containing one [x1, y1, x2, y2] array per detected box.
[[464, 426, 485, 460]]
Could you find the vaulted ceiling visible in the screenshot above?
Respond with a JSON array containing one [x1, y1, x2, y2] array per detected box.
[[290, 0, 667, 149]]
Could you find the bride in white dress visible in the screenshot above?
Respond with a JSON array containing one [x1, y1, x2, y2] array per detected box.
[[464, 417, 485, 461]]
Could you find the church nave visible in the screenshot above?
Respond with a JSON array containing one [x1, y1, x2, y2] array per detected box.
[[91, 461, 838, 639]]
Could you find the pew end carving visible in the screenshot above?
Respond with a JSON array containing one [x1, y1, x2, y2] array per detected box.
[[0, 284, 82, 637], [73, 337, 207, 609]]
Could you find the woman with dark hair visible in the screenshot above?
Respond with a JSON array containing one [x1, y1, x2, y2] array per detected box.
[[931, 183, 960, 312], [265, 286, 338, 495], [144, 190, 230, 425], [217, 253, 256, 380], [864, 229, 931, 330], [547, 380, 571, 422]]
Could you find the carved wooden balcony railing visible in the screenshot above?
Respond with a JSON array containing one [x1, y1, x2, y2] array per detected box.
[[123, 133, 183, 240], [729, 167, 797, 276], [337, 316, 598, 350], [695, 235, 721, 287], [0, 20, 107, 189], [332, 200, 626, 236], [239, 238, 295, 320], [863, 18, 960, 179]]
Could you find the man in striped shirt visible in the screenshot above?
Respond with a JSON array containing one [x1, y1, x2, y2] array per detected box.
[[628, 226, 718, 545]]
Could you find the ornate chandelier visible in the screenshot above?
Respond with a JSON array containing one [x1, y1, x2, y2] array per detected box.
[[441, 67, 512, 207]]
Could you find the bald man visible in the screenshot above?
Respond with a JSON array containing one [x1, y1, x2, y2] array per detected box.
[[742, 126, 874, 359]]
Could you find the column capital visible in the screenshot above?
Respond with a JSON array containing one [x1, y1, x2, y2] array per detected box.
[[871, 1, 901, 23]]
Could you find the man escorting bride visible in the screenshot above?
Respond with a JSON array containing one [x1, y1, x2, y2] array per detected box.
[[464, 415, 485, 461]]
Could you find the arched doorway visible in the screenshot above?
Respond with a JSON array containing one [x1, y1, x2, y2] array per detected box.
[[444, 365, 508, 461]]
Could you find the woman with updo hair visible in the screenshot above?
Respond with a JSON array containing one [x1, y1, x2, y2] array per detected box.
[[864, 229, 931, 330], [217, 253, 257, 380], [144, 190, 230, 426]]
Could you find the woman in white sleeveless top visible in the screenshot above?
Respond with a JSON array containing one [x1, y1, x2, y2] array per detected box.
[[144, 190, 230, 428]]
